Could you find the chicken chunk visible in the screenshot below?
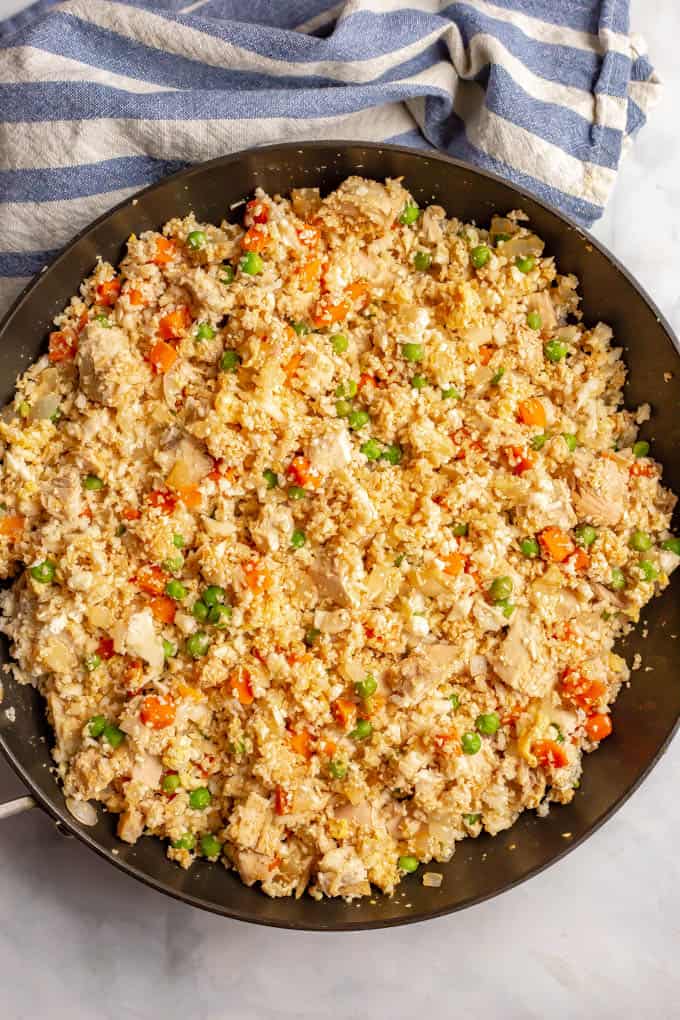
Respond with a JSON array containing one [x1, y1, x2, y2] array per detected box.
[[572, 454, 627, 526], [227, 792, 271, 850], [315, 846, 370, 899], [76, 323, 146, 407], [489, 608, 554, 697], [306, 423, 352, 475]]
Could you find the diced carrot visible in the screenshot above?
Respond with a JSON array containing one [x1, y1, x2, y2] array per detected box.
[[123, 656, 143, 691], [345, 280, 369, 304], [268, 855, 282, 872], [0, 515, 24, 540], [148, 340, 178, 374], [319, 739, 336, 757], [298, 258, 321, 290], [275, 785, 292, 815], [140, 695, 176, 729], [146, 489, 177, 514], [96, 278, 121, 306], [585, 713, 612, 742], [283, 352, 303, 380], [507, 445, 536, 475], [122, 506, 141, 521], [442, 552, 467, 577], [433, 732, 461, 754], [177, 484, 202, 510], [242, 225, 269, 252], [97, 637, 115, 660], [517, 398, 547, 428], [229, 669, 254, 705], [48, 329, 77, 363], [149, 595, 176, 624], [128, 288, 143, 306], [246, 199, 269, 224], [539, 526, 574, 563], [331, 697, 357, 730], [243, 559, 271, 593], [76, 311, 89, 333], [153, 236, 177, 265], [297, 223, 321, 246], [287, 455, 320, 490], [311, 296, 349, 329], [478, 345, 493, 366], [132, 563, 168, 596], [357, 373, 376, 393], [533, 739, 569, 769], [560, 669, 607, 711], [630, 461, 655, 478], [289, 729, 313, 759], [158, 306, 191, 341], [566, 547, 590, 573]]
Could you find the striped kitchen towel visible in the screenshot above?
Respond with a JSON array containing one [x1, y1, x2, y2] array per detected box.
[[0, 0, 661, 315]]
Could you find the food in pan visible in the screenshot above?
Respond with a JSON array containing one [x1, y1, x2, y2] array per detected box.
[[0, 177, 676, 899]]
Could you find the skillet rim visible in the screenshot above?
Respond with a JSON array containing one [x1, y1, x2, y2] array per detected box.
[[0, 139, 678, 931]]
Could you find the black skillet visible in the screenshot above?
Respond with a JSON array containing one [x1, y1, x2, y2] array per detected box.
[[0, 142, 678, 931]]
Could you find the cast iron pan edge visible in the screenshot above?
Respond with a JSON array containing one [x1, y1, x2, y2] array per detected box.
[[0, 142, 678, 931]]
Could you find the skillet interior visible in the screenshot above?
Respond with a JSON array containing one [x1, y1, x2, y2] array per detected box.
[[0, 142, 678, 931]]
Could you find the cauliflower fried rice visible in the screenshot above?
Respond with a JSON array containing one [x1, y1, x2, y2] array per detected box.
[[0, 176, 677, 900]]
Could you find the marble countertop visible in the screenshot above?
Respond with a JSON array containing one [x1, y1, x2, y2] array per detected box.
[[1, 2, 679, 1017]]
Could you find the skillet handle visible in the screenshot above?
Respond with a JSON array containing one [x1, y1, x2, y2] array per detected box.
[[0, 794, 36, 819]]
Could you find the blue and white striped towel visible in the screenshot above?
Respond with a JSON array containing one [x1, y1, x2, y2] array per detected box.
[[0, 0, 660, 316]]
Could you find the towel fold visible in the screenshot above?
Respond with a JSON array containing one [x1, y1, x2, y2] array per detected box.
[[0, 0, 661, 315]]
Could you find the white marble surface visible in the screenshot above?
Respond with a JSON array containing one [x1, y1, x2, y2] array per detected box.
[[1, 2, 679, 1017]]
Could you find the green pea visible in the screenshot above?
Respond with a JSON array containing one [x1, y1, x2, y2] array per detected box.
[[328, 760, 347, 779], [574, 524, 597, 548], [531, 432, 550, 451], [493, 233, 511, 245], [304, 627, 320, 647], [186, 632, 210, 659], [450, 693, 460, 710], [331, 333, 349, 354], [463, 813, 481, 825], [526, 311, 542, 331], [115, 524, 126, 538], [633, 440, 650, 458], [610, 567, 626, 591], [187, 230, 206, 250], [490, 366, 506, 385], [349, 719, 373, 741], [413, 251, 432, 271], [95, 314, 111, 327], [402, 342, 424, 362], [165, 579, 187, 601], [520, 536, 539, 558], [83, 475, 104, 491], [50, 407, 62, 424], [102, 724, 124, 749], [287, 485, 306, 500], [661, 537, 680, 555], [195, 322, 215, 341], [348, 410, 369, 431], [189, 787, 211, 810], [489, 576, 513, 603], [162, 639, 177, 659], [639, 559, 659, 582], [162, 555, 184, 574], [88, 715, 106, 738], [208, 603, 232, 628], [290, 528, 306, 549], [461, 732, 481, 755], [263, 468, 278, 489], [291, 321, 310, 336], [544, 340, 568, 362], [336, 398, 353, 418], [515, 255, 536, 273], [360, 439, 382, 461], [200, 834, 222, 858], [239, 251, 264, 275], [441, 386, 460, 399], [192, 600, 209, 623], [173, 533, 185, 548], [355, 674, 377, 699], [162, 773, 181, 794], [476, 712, 500, 735], [380, 444, 403, 465], [172, 833, 196, 851], [548, 723, 564, 743], [562, 433, 578, 452], [18, 401, 30, 418], [398, 855, 419, 873], [336, 380, 358, 398], [84, 654, 101, 673], [220, 349, 241, 373], [220, 264, 235, 285], [30, 560, 56, 584], [202, 585, 225, 607], [470, 244, 491, 269], [399, 202, 420, 225], [497, 598, 515, 618], [411, 374, 428, 390], [452, 523, 468, 537], [629, 530, 652, 552]]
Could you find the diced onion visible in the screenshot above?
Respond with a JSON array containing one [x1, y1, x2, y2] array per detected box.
[[66, 797, 98, 827]]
